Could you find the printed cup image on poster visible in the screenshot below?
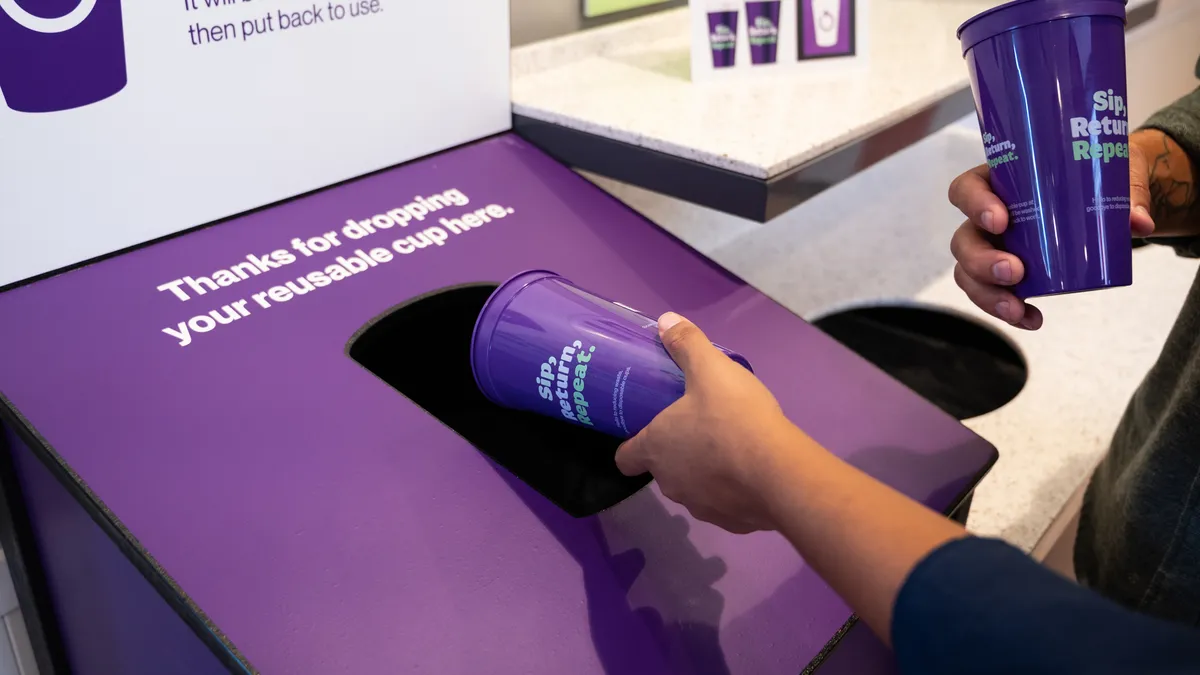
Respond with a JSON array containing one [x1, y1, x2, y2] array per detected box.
[[690, 0, 865, 82], [0, 0, 127, 113]]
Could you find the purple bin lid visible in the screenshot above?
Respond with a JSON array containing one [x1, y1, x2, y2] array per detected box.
[[957, 0, 1127, 55]]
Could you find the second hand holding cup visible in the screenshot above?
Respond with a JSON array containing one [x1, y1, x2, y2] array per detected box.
[[471, 271, 753, 439], [958, 0, 1133, 298]]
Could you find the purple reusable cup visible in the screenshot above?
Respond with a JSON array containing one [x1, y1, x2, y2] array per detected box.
[[707, 0, 739, 69], [745, 0, 780, 65], [0, 0, 127, 113], [470, 270, 753, 439], [958, 0, 1132, 299]]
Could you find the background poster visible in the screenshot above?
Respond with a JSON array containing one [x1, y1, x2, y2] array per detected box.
[[0, 0, 511, 286], [690, 0, 867, 83]]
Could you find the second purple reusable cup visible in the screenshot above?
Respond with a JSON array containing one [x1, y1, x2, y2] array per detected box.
[[470, 270, 753, 439], [958, 0, 1132, 299]]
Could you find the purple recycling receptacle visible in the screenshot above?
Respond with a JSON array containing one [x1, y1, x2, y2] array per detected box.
[[0, 0, 127, 113], [0, 134, 996, 674], [959, 0, 1132, 299]]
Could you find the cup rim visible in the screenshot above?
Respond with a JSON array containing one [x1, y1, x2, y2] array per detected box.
[[956, 0, 1127, 57], [469, 269, 562, 407]]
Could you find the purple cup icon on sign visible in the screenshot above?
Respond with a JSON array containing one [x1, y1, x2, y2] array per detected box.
[[800, 0, 853, 58], [0, 0, 127, 113]]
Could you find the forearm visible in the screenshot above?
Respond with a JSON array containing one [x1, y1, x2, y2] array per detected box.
[[754, 427, 968, 645], [1133, 128, 1199, 236]]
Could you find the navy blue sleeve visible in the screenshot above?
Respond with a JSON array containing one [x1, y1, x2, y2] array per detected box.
[[892, 537, 1200, 675]]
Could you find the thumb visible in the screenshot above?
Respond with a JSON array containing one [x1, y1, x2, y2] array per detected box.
[[657, 312, 719, 380], [1129, 141, 1156, 237], [614, 435, 649, 477]]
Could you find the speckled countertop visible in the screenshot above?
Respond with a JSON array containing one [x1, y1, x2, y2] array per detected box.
[[512, 0, 1158, 179]]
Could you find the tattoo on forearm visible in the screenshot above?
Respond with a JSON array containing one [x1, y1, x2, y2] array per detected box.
[[1148, 134, 1198, 226]]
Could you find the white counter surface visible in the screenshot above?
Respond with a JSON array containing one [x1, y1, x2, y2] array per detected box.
[[512, 0, 1157, 180]]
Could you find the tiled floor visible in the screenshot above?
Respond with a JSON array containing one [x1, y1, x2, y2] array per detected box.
[[0, 551, 38, 675]]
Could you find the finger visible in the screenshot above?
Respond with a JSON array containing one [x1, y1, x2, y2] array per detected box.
[[614, 435, 649, 477], [948, 165, 1009, 235], [1128, 142, 1156, 237], [657, 313, 721, 380], [954, 263, 1039, 328], [1018, 304, 1044, 331], [950, 220, 1025, 287]]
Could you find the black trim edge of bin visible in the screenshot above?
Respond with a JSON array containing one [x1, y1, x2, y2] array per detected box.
[[515, 0, 1160, 224]]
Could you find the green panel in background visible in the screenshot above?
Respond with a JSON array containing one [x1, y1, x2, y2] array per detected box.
[[583, 0, 671, 18]]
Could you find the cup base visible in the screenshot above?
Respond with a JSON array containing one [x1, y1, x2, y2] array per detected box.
[[1016, 279, 1132, 301]]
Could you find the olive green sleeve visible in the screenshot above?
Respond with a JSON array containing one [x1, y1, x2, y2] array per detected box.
[[1139, 56, 1200, 256], [1142, 87, 1200, 168]]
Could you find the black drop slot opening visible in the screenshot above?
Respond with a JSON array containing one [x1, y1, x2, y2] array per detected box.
[[813, 305, 1027, 421], [347, 283, 651, 518]]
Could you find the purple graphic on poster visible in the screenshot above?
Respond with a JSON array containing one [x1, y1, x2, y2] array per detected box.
[[745, 0, 780, 65], [0, 0, 127, 113], [707, 7, 739, 68], [799, 0, 854, 59], [959, 0, 1132, 298]]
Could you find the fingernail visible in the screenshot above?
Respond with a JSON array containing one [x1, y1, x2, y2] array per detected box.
[[992, 260, 1012, 283], [995, 301, 1015, 323], [980, 210, 995, 233], [1018, 316, 1038, 330], [658, 312, 683, 334]]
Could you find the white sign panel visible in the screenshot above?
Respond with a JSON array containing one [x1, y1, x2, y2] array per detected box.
[[0, 0, 511, 286]]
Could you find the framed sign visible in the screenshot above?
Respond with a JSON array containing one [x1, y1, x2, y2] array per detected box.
[[690, 0, 867, 82]]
